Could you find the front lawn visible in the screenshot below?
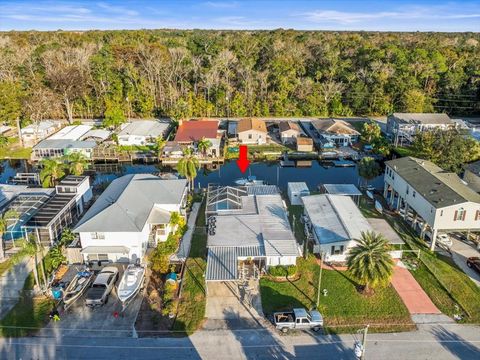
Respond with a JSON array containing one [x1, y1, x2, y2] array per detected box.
[[0, 140, 32, 159], [260, 256, 414, 333]]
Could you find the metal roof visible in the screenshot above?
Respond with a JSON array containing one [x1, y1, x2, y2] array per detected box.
[[206, 246, 264, 281], [391, 113, 452, 125], [288, 182, 309, 193], [386, 157, 480, 208], [246, 185, 279, 196], [74, 174, 187, 233], [118, 120, 170, 138], [302, 194, 372, 245], [34, 139, 97, 150], [322, 184, 362, 196], [49, 125, 92, 140]]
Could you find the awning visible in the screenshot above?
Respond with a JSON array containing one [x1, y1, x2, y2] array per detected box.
[[206, 246, 264, 281], [81, 246, 130, 254]]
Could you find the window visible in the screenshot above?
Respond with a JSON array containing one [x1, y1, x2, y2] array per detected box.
[[406, 186, 409, 195], [90, 232, 105, 240], [476, 210, 480, 221], [330, 245, 345, 255], [248, 134, 252, 139], [301, 318, 310, 324], [412, 191, 416, 198], [440, 210, 444, 216], [454, 208, 466, 221]]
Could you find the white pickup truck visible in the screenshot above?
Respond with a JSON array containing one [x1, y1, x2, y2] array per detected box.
[[273, 308, 324, 333]]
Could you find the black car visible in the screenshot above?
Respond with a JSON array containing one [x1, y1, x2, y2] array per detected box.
[[466, 257, 480, 275]]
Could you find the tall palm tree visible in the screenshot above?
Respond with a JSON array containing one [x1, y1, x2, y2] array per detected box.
[[347, 231, 394, 294], [40, 159, 65, 187], [177, 148, 200, 191], [197, 137, 212, 157], [156, 137, 167, 158], [64, 152, 89, 176], [357, 156, 381, 187]]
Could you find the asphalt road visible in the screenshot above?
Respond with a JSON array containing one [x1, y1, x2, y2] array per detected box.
[[1, 323, 479, 359]]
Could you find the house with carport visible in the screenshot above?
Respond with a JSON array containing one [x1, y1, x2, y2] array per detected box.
[[73, 174, 188, 264]]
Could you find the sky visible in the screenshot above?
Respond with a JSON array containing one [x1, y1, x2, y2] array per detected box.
[[0, 0, 479, 32]]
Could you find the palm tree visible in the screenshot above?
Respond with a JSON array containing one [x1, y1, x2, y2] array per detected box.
[[347, 231, 395, 294], [156, 137, 167, 158], [197, 137, 212, 157], [64, 152, 89, 176], [177, 148, 200, 191], [357, 156, 381, 187], [40, 159, 65, 187]]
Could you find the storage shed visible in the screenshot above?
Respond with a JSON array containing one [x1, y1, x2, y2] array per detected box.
[[287, 182, 310, 205]]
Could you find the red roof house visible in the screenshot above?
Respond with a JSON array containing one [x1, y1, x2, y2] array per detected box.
[[174, 120, 219, 143]]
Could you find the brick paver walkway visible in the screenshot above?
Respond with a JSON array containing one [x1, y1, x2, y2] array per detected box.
[[391, 264, 441, 314]]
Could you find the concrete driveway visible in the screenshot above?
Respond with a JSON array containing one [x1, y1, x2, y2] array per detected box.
[[450, 237, 480, 287], [204, 280, 267, 330], [41, 264, 144, 338]]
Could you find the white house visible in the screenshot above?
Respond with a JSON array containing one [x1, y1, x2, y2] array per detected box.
[[117, 119, 170, 146], [205, 185, 299, 281], [279, 121, 301, 144], [302, 194, 372, 262], [236, 118, 268, 144], [312, 119, 360, 147], [384, 157, 480, 249], [73, 174, 188, 263]]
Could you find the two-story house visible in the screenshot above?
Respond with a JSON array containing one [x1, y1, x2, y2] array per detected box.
[[73, 174, 188, 263], [384, 157, 480, 250]]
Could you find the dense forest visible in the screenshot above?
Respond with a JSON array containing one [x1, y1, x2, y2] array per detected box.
[[0, 30, 479, 127]]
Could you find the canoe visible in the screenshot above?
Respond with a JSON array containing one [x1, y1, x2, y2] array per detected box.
[[117, 264, 146, 307]]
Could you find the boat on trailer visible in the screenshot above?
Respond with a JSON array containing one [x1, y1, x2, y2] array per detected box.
[[63, 269, 94, 310], [117, 263, 146, 310]]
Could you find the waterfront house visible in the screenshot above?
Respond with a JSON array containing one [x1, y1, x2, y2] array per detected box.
[[312, 119, 359, 147], [302, 194, 372, 262], [296, 137, 314, 152], [20, 120, 63, 147], [117, 119, 171, 146], [384, 157, 480, 249], [73, 174, 188, 263], [279, 121, 301, 144], [174, 120, 221, 157], [205, 185, 299, 282], [386, 113, 455, 146], [236, 118, 268, 145]]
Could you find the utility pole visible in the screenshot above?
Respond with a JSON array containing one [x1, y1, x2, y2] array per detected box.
[[316, 252, 325, 308], [361, 324, 369, 360]]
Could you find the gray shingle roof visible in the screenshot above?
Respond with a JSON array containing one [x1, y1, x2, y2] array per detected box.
[[386, 157, 480, 208], [391, 113, 452, 125], [73, 174, 186, 233]]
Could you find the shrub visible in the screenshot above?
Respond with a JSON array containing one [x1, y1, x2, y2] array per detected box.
[[268, 265, 297, 277]]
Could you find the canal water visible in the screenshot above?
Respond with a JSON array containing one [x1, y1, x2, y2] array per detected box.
[[0, 159, 384, 192]]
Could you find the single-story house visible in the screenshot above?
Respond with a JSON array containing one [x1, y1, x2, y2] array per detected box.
[[387, 113, 456, 146], [73, 174, 188, 263], [312, 119, 360, 147], [205, 185, 299, 282], [236, 118, 268, 145], [20, 120, 63, 147], [287, 182, 310, 205], [117, 119, 171, 146], [32, 139, 97, 160], [296, 137, 314, 152], [302, 194, 372, 262], [174, 120, 221, 156], [279, 121, 301, 144]]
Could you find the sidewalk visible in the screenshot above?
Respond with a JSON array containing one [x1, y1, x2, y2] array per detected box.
[[391, 262, 441, 315], [170, 202, 201, 262], [0, 256, 34, 319]]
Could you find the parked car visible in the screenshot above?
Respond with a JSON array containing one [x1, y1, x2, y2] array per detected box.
[[272, 308, 323, 333], [424, 232, 452, 249], [85, 266, 119, 307], [466, 257, 480, 275]]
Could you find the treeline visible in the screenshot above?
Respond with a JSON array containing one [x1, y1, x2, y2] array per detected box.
[[0, 29, 479, 127]]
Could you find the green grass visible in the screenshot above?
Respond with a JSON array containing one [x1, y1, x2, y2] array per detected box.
[[173, 198, 207, 334], [0, 276, 54, 337], [260, 256, 414, 333], [287, 204, 306, 246], [358, 197, 383, 219], [0, 259, 13, 277], [393, 146, 415, 158], [0, 142, 32, 159]]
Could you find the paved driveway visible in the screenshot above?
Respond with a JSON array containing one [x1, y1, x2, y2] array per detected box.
[[450, 237, 480, 287], [41, 264, 143, 338], [204, 280, 266, 330], [391, 263, 441, 315]]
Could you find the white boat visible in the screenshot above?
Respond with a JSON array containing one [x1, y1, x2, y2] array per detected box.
[[117, 264, 146, 307], [234, 175, 265, 186], [63, 270, 94, 310], [375, 200, 383, 214], [366, 190, 374, 200]]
